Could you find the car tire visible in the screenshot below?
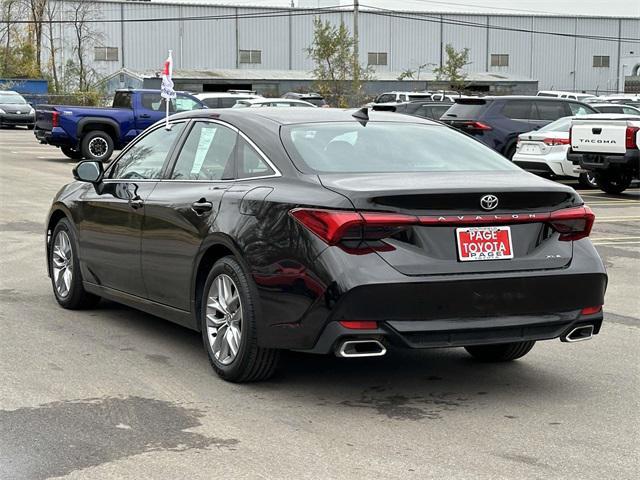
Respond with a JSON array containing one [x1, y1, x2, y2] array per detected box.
[[80, 130, 114, 162], [201, 256, 280, 382], [61, 146, 83, 160], [596, 171, 633, 194], [49, 218, 100, 309], [464, 341, 535, 362], [504, 143, 517, 160], [578, 172, 598, 189]]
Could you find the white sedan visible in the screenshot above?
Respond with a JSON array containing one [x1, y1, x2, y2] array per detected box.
[[512, 116, 597, 188], [232, 98, 317, 108]]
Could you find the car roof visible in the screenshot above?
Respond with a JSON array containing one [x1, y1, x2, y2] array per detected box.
[[171, 107, 441, 126], [242, 98, 315, 105], [455, 95, 591, 104], [196, 92, 261, 98]]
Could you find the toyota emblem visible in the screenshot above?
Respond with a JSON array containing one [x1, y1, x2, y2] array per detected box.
[[480, 194, 499, 211]]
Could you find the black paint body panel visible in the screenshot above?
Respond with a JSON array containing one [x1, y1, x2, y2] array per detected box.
[[46, 108, 608, 352]]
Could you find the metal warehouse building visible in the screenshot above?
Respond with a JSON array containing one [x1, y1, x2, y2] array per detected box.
[[55, 1, 639, 94]]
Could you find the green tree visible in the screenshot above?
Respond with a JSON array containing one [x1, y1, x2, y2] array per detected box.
[[433, 44, 471, 91], [306, 18, 373, 107]]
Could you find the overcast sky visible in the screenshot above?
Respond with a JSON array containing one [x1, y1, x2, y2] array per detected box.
[[158, 0, 640, 17]]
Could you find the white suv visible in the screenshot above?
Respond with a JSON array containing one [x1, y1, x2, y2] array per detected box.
[[195, 91, 263, 109]]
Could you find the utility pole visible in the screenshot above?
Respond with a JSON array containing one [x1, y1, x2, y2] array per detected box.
[[353, 0, 360, 104], [353, 0, 359, 66]]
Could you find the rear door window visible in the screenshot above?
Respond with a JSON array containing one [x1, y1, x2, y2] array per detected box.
[[534, 101, 569, 120], [170, 122, 238, 180], [441, 101, 488, 119], [202, 98, 220, 108], [501, 100, 535, 120], [566, 102, 596, 116], [141, 93, 164, 111], [375, 94, 396, 103], [236, 137, 275, 178]]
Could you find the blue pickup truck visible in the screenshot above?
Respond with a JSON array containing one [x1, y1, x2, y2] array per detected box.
[[34, 89, 205, 161]]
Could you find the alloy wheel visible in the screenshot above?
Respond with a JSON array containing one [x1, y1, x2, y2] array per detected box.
[[206, 274, 243, 365], [52, 231, 73, 298], [88, 137, 108, 158]]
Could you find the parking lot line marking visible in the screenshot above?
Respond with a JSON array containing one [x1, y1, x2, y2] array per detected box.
[[593, 241, 640, 245], [591, 236, 640, 241]]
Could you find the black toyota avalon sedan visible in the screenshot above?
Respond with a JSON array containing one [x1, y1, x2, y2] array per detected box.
[[46, 108, 607, 382]]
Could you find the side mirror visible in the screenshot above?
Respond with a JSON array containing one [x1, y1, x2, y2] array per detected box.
[[73, 160, 104, 183]]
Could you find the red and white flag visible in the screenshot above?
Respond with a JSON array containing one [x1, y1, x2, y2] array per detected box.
[[161, 50, 176, 100]]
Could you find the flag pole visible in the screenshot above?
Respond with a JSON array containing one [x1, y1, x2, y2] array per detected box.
[[165, 49, 172, 130]]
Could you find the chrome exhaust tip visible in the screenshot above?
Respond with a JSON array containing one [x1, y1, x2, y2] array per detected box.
[[336, 339, 387, 358], [562, 325, 595, 343]]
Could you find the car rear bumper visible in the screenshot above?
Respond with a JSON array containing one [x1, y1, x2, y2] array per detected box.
[[34, 127, 74, 147], [302, 310, 604, 354], [259, 240, 607, 351], [568, 149, 640, 173], [513, 153, 577, 177]]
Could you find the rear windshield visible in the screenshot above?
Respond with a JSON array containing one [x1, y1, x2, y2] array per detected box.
[[281, 122, 520, 173], [303, 97, 327, 107], [538, 116, 573, 133], [441, 101, 489, 119]]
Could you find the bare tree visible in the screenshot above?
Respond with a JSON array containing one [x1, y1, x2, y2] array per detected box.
[[69, 0, 102, 91], [28, 0, 47, 75], [43, 0, 59, 91]]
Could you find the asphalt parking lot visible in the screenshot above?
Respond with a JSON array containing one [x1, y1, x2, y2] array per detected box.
[[0, 128, 638, 480]]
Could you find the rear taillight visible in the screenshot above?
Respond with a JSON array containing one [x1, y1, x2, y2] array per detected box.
[[581, 305, 602, 315], [568, 126, 573, 145], [543, 137, 570, 146], [289, 208, 414, 250], [339, 321, 378, 330], [52, 111, 59, 128], [548, 206, 595, 241], [290, 205, 596, 252], [625, 126, 639, 149], [463, 121, 492, 131]]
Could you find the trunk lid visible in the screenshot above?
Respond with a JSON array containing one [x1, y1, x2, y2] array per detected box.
[[319, 171, 580, 275]]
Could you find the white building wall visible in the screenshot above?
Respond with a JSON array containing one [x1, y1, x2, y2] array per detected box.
[[44, 1, 640, 93]]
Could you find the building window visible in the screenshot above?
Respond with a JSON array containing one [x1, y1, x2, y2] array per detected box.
[[593, 55, 610, 68], [239, 50, 262, 64], [490, 54, 509, 67], [367, 52, 388, 66], [94, 47, 118, 61]]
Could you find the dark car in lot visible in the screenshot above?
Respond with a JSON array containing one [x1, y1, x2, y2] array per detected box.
[[371, 100, 453, 120], [35, 89, 204, 162], [0, 91, 35, 128], [282, 92, 328, 107], [441, 96, 598, 159], [46, 108, 607, 382]]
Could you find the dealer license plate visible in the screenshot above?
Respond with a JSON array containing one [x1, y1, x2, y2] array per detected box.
[[456, 226, 514, 262]]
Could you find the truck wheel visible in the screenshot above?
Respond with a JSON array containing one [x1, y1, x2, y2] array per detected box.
[[596, 171, 633, 194], [80, 131, 114, 162], [61, 146, 83, 160], [578, 172, 598, 189]]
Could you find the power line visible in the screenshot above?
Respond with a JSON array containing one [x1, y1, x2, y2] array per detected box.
[[360, 4, 640, 43], [7, 3, 640, 44]]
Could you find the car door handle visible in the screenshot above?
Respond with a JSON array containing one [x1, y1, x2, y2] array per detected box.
[[129, 198, 144, 209], [191, 200, 213, 214], [139, 114, 151, 119]]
